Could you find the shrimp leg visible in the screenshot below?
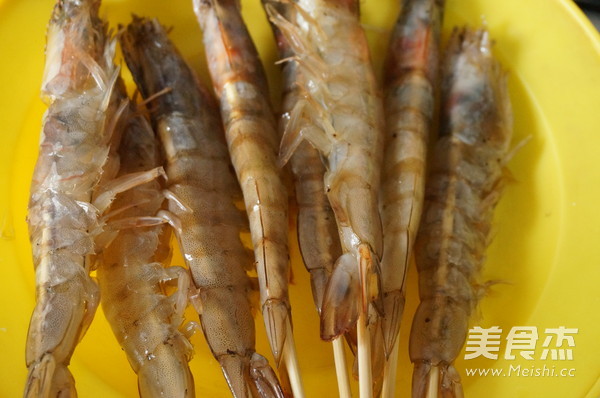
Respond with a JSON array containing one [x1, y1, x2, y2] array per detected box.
[[96, 107, 195, 397], [379, 1, 444, 396], [24, 1, 120, 396], [193, 2, 302, 396], [120, 18, 284, 398], [409, 27, 512, 398]]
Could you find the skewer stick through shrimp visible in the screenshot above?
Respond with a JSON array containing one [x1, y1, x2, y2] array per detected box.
[[379, 0, 444, 396], [409, 27, 512, 398], [193, 1, 303, 396], [263, 1, 385, 396], [261, 1, 351, 395]]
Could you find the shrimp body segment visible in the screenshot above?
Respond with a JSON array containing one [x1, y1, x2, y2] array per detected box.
[[97, 109, 195, 398], [25, 1, 120, 396], [120, 18, 283, 398], [409, 28, 512, 398], [380, 0, 444, 356], [264, 0, 385, 340], [194, 0, 292, 367]]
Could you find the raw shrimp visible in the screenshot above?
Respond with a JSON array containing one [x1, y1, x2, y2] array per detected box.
[[194, 0, 294, 375], [264, 3, 349, 394], [120, 17, 283, 398], [264, 2, 385, 396], [266, 0, 342, 320], [25, 1, 120, 396], [96, 107, 195, 397], [409, 27, 512, 398], [381, 0, 444, 354], [379, 1, 444, 395], [263, 0, 384, 344]]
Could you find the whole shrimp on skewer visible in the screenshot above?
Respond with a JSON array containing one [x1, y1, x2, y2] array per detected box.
[[24, 1, 122, 395], [120, 18, 284, 398], [263, 0, 385, 396], [261, 1, 350, 395], [97, 107, 195, 397], [264, 0, 342, 332], [379, 0, 444, 396], [193, 1, 302, 395], [409, 27, 512, 398]]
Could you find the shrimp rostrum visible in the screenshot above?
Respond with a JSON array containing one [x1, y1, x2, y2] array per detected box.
[[409, 27, 512, 398], [120, 17, 283, 398], [263, 0, 385, 341], [25, 0, 122, 395], [96, 105, 195, 398]]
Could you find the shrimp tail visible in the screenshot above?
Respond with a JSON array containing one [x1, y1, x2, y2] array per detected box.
[[216, 352, 284, 398], [24, 354, 76, 398], [216, 354, 253, 398], [320, 253, 360, 340], [262, 299, 290, 365], [381, 290, 405, 357], [250, 353, 286, 398], [412, 362, 464, 398], [321, 242, 384, 340]]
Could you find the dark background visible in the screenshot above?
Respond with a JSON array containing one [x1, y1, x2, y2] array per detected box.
[[576, 0, 600, 29]]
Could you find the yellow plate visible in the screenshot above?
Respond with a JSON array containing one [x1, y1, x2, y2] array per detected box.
[[1, 0, 599, 396]]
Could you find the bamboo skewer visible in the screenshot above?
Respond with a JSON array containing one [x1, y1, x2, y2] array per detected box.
[[283, 320, 306, 398], [357, 312, 373, 398], [332, 338, 352, 398], [426, 366, 440, 398], [382, 337, 400, 398]]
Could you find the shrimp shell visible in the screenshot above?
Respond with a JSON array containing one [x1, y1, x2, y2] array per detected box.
[[409, 27, 512, 398], [25, 1, 120, 395], [380, 0, 444, 356], [120, 17, 283, 398], [194, 0, 292, 366], [263, 0, 385, 341], [97, 108, 195, 397]]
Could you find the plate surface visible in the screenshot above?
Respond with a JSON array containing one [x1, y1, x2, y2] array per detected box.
[[1, 0, 599, 397]]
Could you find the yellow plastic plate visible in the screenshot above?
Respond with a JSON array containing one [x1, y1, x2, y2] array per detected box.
[[1, 0, 599, 396]]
